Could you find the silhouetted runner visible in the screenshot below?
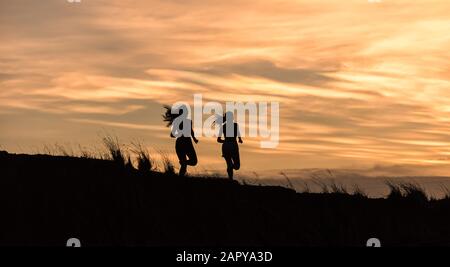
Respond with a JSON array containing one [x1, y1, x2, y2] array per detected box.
[[163, 105, 198, 176], [217, 112, 243, 180]]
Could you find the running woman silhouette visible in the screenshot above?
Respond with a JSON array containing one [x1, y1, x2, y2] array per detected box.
[[163, 105, 198, 176], [217, 111, 243, 180]]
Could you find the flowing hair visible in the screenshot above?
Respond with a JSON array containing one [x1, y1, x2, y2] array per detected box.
[[162, 105, 180, 127], [212, 113, 225, 127]]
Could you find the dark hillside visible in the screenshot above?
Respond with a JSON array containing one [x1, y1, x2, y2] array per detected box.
[[0, 151, 449, 247]]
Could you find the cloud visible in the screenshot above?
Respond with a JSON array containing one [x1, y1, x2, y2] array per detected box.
[[1, 0, 450, 174], [191, 60, 337, 86]]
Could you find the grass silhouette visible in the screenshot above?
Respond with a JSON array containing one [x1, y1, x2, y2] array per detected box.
[[1, 138, 450, 246], [102, 134, 128, 167], [130, 141, 155, 174]]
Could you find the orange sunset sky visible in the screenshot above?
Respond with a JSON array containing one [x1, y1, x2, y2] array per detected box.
[[1, 0, 450, 174]]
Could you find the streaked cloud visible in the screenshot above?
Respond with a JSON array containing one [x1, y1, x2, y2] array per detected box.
[[1, 0, 450, 174]]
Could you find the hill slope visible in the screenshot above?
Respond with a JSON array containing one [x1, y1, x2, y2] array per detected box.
[[0, 151, 449, 247]]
